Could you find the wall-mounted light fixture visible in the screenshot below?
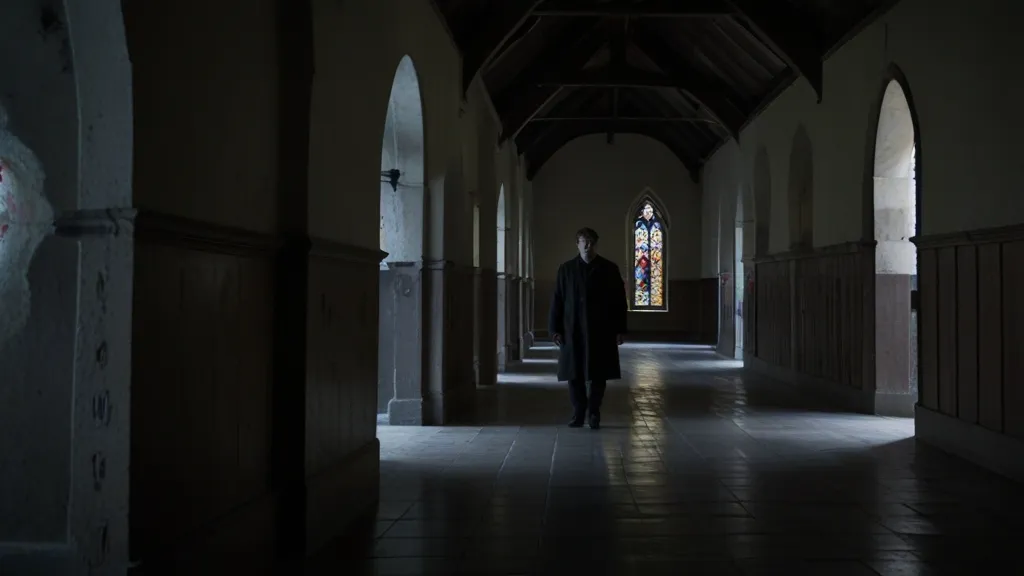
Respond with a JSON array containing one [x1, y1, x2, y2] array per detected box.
[[380, 169, 401, 192]]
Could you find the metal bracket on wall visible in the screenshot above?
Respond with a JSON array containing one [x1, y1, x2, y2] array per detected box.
[[380, 169, 401, 192]]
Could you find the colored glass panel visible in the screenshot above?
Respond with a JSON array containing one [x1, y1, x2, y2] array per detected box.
[[632, 200, 665, 309]]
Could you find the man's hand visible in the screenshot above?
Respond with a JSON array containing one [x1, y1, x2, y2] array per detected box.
[[616, 334, 625, 346], [552, 333, 563, 347]]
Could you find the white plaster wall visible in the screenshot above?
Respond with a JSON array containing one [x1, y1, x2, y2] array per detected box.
[[308, 0, 524, 268], [0, 0, 79, 546], [533, 134, 702, 282], [380, 56, 426, 263], [126, 0, 280, 232], [1, 1, 133, 573], [701, 0, 1024, 370], [702, 0, 1024, 276]]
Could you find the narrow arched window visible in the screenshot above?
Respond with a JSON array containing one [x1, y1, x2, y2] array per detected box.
[[631, 199, 667, 311]]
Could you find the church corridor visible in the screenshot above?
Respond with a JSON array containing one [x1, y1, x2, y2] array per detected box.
[[5, 0, 1024, 572], [320, 344, 1024, 576]]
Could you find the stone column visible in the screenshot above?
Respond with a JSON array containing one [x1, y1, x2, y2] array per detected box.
[[55, 209, 135, 575], [528, 276, 536, 344], [472, 267, 482, 386], [422, 259, 447, 425], [479, 268, 498, 385], [873, 172, 917, 417], [383, 262, 424, 425], [505, 272, 520, 358], [441, 262, 476, 422], [496, 271, 509, 372]]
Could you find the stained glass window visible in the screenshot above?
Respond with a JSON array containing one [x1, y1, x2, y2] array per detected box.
[[632, 199, 666, 310]]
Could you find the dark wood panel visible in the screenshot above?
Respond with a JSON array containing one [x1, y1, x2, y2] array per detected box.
[[755, 260, 791, 368], [131, 241, 275, 556], [918, 249, 939, 411], [1003, 241, 1024, 440], [955, 245, 979, 425], [977, 243, 1003, 432], [745, 269, 757, 357], [937, 247, 958, 417], [788, 251, 865, 388]]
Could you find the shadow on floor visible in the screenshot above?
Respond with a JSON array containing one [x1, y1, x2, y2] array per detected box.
[[311, 342, 1024, 576]]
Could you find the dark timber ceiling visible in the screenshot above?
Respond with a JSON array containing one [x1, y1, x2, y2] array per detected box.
[[435, 0, 896, 180]]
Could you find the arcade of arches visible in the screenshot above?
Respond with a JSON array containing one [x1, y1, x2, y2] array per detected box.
[[2, 0, 1024, 573]]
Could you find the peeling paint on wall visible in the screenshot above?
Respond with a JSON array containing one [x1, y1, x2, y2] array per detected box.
[[0, 105, 54, 347]]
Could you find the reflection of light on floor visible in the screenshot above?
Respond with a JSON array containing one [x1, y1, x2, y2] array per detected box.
[[629, 360, 667, 443], [682, 359, 743, 371], [712, 375, 750, 418], [496, 373, 559, 385]]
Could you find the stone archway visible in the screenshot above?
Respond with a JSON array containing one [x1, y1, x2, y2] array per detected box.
[[496, 183, 508, 371], [0, 0, 133, 570], [871, 76, 919, 417], [377, 55, 426, 425]]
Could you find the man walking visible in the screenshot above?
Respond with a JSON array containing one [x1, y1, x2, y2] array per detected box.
[[548, 227, 627, 429]]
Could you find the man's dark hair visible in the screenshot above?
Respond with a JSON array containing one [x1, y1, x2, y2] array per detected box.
[[576, 227, 599, 243]]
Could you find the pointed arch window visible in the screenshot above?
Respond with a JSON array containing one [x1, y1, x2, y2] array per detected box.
[[631, 198, 667, 311]]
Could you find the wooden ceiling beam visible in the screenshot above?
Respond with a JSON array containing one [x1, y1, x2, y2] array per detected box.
[[533, 0, 731, 18], [462, 0, 546, 93], [530, 115, 718, 123], [497, 22, 609, 143], [721, 0, 824, 102], [524, 121, 700, 180], [631, 29, 746, 141], [537, 67, 704, 89], [626, 88, 720, 157], [514, 88, 609, 150]]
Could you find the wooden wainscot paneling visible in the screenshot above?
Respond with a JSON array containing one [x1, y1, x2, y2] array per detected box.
[[753, 257, 791, 368], [444, 262, 478, 421], [753, 242, 871, 391], [477, 268, 498, 388], [304, 237, 384, 554], [131, 211, 278, 567], [913, 223, 1024, 440]]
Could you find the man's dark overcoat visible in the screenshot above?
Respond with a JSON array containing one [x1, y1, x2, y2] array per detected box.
[[548, 254, 628, 382]]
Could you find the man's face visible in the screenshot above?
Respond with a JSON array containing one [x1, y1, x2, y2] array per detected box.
[[577, 235, 594, 259]]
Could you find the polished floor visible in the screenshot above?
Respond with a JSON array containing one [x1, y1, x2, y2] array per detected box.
[[345, 343, 1024, 575]]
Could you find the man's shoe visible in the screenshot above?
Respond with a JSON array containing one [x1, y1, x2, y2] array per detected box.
[[589, 413, 601, 429], [568, 415, 585, 428]]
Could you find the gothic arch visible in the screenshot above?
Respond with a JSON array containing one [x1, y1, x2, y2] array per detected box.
[[862, 65, 923, 242], [377, 54, 426, 425], [1, 0, 133, 569], [380, 55, 426, 265], [787, 125, 814, 250], [753, 146, 772, 255], [627, 189, 670, 312], [497, 184, 507, 273], [866, 65, 922, 416]]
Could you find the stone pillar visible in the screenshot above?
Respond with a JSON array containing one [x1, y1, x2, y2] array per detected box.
[[496, 272, 509, 372], [529, 278, 535, 341], [509, 275, 522, 361], [478, 268, 498, 385], [472, 267, 482, 386], [873, 173, 917, 416], [377, 266, 396, 416], [523, 277, 534, 349], [383, 262, 424, 425], [441, 262, 477, 422], [422, 259, 448, 425], [54, 209, 135, 575]]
